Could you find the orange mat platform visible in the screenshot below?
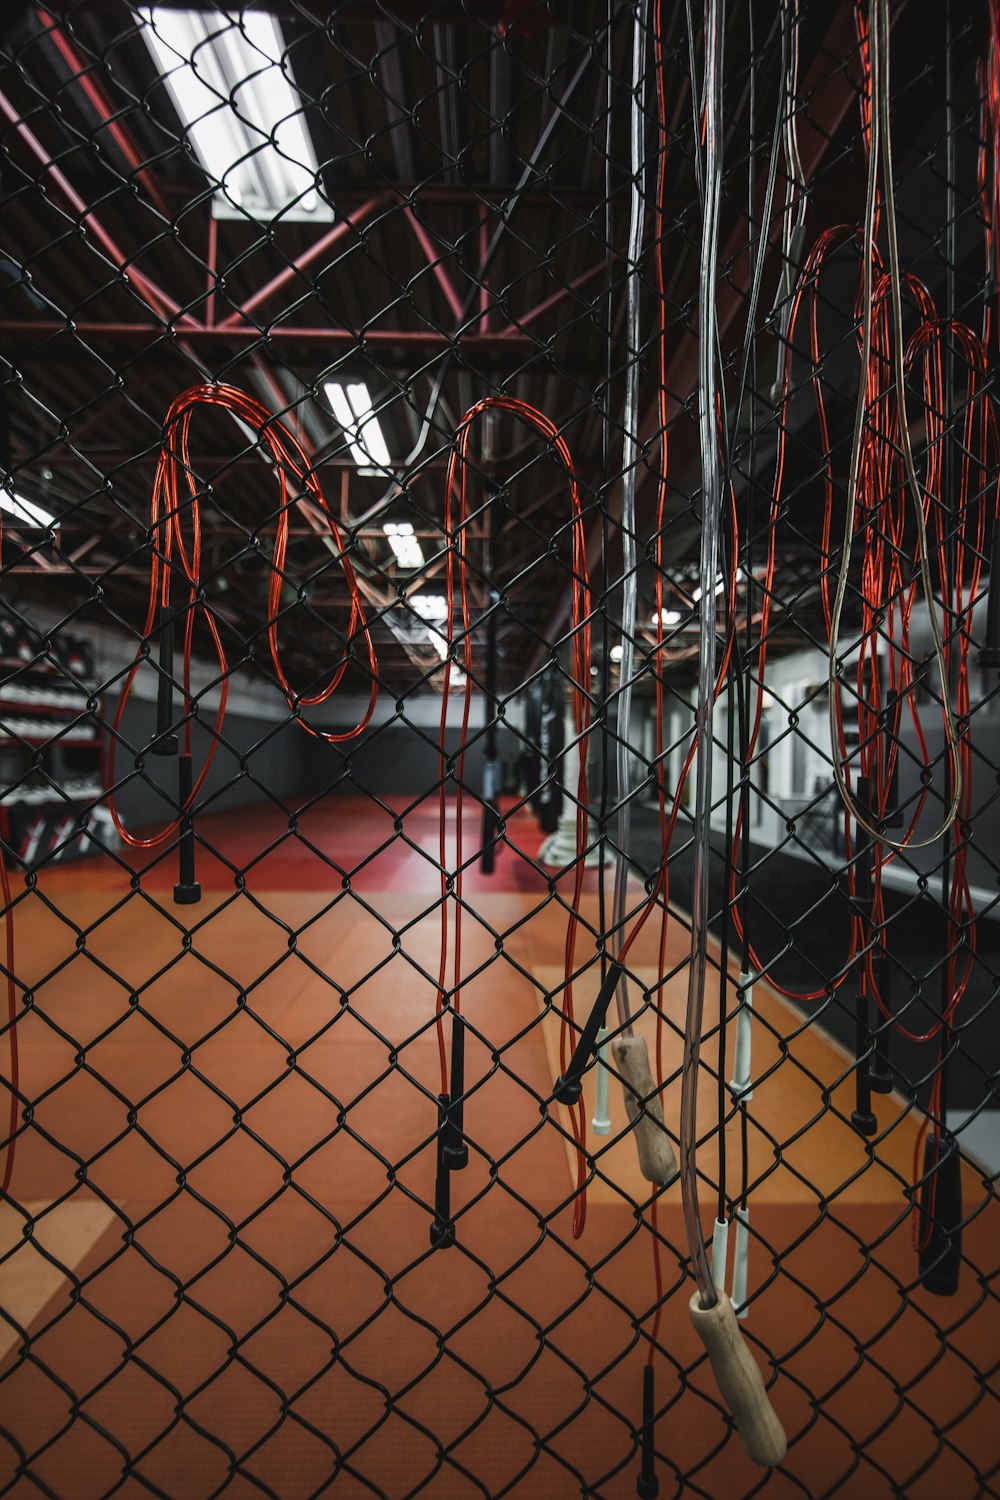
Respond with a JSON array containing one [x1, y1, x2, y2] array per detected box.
[[1, 799, 996, 1496]]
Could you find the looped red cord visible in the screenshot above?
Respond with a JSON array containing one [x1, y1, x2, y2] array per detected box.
[[901, 319, 997, 1250], [722, 226, 865, 1001], [437, 394, 592, 1237], [868, 319, 995, 1032], [108, 383, 378, 848]]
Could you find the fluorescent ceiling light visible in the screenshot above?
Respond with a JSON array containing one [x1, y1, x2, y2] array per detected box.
[[1, 489, 57, 530], [693, 576, 725, 602], [140, 7, 325, 221], [386, 596, 464, 684], [428, 628, 465, 685], [650, 607, 682, 627], [383, 521, 424, 570], [324, 382, 392, 473], [410, 594, 447, 623]]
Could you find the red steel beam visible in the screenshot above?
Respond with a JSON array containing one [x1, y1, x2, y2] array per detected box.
[[0, 321, 538, 350], [402, 207, 465, 323], [478, 208, 490, 332], [215, 195, 388, 330], [206, 213, 218, 328], [0, 91, 197, 330], [496, 260, 604, 339], [37, 7, 173, 219]]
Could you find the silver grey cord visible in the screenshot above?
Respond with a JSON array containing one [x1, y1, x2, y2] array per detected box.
[[681, 0, 725, 1311], [611, 0, 648, 1035], [826, 0, 961, 850]]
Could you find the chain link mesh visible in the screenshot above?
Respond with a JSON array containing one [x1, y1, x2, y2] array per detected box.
[[0, 1, 997, 1495]]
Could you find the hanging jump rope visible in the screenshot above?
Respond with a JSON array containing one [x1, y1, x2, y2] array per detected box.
[[107, 383, 378, 887], [431, 393, 593, 1248], [542, 0, 784, 1474], [725, 0, 995, 1295], [670, 0, 785, 1468]]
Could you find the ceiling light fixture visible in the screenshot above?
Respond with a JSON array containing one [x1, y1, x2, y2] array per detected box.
[[410, 594, 448, 622], [140, 7, 325, 221], [324, 381, 392, 473], [383, 521, 424, 570], [0, 488, 57, 531]]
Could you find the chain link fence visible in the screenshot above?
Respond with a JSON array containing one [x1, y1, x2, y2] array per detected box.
[[0, 0, 997, 1495]]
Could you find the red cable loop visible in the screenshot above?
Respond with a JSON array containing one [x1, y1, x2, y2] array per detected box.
[[108, 384, 378, 849], [437, 394, 593, 1237]]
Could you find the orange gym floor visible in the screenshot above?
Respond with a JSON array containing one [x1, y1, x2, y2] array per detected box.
[[1, 797, 996, 1497]]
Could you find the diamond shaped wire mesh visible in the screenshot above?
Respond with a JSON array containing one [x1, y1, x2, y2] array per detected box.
[[0, 1, 997, 1496]]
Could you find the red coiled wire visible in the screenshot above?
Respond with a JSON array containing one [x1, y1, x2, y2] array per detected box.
[[108, 383, 378, 849], [437, 394, 593, 1238], [723, 45, 996, 1246]]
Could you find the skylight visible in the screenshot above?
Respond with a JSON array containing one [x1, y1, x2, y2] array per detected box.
[[383, 521, 424, 570], [140, 7, 324, 221], [410, 594, 448, 623], [693, 576, 726, 602], [426, 624, 465, 685], [0, 488, 57, 531], [324, 381, 392, 474]]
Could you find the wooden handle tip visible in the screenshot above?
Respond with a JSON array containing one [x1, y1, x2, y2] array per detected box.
[[689, 1288, 786, 1468], [611, 1033, 677, 1185]]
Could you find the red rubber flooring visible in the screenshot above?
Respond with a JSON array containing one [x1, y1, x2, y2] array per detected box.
[[60, 795, 580, 897], [0, 797, 997, 1498]]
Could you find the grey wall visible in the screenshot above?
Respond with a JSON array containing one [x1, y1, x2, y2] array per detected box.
[[109, 693, 308, 829], [301, 721, 488, 799]]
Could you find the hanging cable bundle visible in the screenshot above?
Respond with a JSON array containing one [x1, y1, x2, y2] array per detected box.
[[828, 0, 962, 856], [725, 0, 992, 1291], [436, 393, 593, 1243], [107, 383, 379, 860], [678, 0, 786, 1469]]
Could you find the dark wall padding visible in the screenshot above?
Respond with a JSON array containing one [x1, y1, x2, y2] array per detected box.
[[108, 695, 307, 831]]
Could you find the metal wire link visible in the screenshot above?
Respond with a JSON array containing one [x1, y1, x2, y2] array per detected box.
[[0, 3, 996, 1496]]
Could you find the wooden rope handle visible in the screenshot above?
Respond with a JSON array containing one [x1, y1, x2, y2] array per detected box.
[[611, 1034, 677, 1184], [689, 1287, 787, 1468]]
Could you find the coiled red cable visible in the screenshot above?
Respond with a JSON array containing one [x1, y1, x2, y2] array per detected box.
[[437, 394, 593, 1237], [720, 29, 995, 1246], [108, 383, 378, 848]]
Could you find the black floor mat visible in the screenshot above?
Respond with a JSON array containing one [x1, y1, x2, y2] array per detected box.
[[626, 804, 999, 1118]]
